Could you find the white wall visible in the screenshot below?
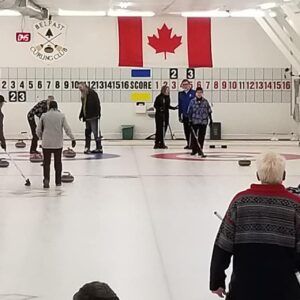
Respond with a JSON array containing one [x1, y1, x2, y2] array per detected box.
[[0, 16, 293, 139]]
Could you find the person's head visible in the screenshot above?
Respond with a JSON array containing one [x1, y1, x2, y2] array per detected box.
[[161, 85, 169, 96], [73, 281, 119, 300], [0, 95, 6, 108], [256, 152, 286, 184], [79, 82, 89, 94], [49, 100, 58, 110], [47, 95, 54, 105], [195, 87, 203, 98], [181, 79, 191, 91]]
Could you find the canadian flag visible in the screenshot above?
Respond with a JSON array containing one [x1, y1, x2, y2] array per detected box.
[[118, 16, 213, 68]]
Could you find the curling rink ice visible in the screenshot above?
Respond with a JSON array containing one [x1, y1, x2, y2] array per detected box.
[[1, 140, 300, 300]]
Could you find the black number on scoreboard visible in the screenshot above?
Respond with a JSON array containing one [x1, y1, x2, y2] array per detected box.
[[187, 68, 195, 79], [169, 68, 178, 79], [18, 91, 26, 102]]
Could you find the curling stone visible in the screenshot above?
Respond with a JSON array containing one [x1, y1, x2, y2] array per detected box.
[[0, 158, 9, 168], [30, 153, 43, 163], [15, 140, 26, 148], [209, 145, 228, 149], [61, 172, 74, 183], [63, 148, 76, 158], [238, 160, 251, 166]]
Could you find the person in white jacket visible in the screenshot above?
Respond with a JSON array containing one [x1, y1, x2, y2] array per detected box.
[[36, 101, 76, 188]]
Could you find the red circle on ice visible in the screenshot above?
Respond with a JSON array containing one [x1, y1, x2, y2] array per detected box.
[[151, 152, 300, 162]]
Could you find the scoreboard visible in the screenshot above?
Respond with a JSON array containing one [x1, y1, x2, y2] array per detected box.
[[0, 67, 291, 103]]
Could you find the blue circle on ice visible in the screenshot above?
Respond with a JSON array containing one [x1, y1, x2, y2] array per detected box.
[[6, 152, 120, 161]]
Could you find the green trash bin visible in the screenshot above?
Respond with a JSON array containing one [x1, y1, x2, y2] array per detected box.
[[121, 125, 134, 140]]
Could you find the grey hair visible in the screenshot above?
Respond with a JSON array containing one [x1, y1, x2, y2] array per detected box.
[[256, 152, 286, 184]]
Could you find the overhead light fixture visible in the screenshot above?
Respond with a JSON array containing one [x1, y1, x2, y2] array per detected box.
[[118, 2, 133, 9], [259, 2, 277, 10], [269, 11, 277, 17], [108, 9, 155, 17], [181, 10, 230, 17], [58, 8, 106, 16], [230, 9, 265, 17], [181, 9, 265, 18], [0, 9, 21, 16]]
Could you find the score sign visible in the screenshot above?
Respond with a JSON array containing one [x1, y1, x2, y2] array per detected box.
[[16, 32, 31, 42]]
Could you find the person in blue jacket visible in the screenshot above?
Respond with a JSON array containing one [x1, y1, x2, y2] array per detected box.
[[178, 79, 196, 149]]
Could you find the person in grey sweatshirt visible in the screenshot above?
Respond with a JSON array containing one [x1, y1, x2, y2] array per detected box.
[[36, 100, 76, 188]]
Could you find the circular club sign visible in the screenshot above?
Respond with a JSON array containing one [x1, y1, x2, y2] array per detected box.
[[30, 20, 68, 62]]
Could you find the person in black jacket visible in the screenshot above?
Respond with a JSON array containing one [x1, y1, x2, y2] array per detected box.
[[154, 85, 177, 149], [79, 82, 103, 154], [0, 95, 6, 151]]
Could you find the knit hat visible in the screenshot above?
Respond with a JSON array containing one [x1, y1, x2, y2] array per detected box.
[[0, 95, 6, 103], [73, 281, 120, 300]]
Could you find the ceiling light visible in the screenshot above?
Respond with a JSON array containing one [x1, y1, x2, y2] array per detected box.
[[181, 10, 230, 17], [108, 9, 155, 17], [230, 9, 265, 17], [0, 9, 21, 16], [119, 2, 133, 9], [269, 11, 277, 17], [58, 9, 106, 16], [259, 2, 277, 9]]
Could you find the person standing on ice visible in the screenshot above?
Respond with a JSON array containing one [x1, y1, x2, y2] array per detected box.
[[37, 100, 76, 188], [178, 79, 195, 149], [78, 82, 103, 154], [0, 95, 6, 151], [210, 152, 300, 300]]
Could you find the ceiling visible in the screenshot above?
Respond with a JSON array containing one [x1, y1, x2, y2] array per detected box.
[[31, 0, 294, 15]]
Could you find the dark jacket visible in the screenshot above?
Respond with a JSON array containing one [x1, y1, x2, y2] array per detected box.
[[73, 281, 119, 300], [210, 184, 300, 300], [178, 89, 195, 119], [0, 109, 5, 148], [27, 99, 48, 121], [79, 88, 101, 121], [154, 94, 176, 116]]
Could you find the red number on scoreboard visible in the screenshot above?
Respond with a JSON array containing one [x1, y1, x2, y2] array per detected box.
[[16, 32, 31, 42]]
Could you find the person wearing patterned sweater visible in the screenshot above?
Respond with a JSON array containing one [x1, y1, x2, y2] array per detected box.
[[210, 152, 300, 300], [187, 87, 212, 157], [0, 95, 6, 151], [27, 95, 54, 154]]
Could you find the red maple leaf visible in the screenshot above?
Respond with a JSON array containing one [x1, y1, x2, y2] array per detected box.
[[147, 24, 182, 60]]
